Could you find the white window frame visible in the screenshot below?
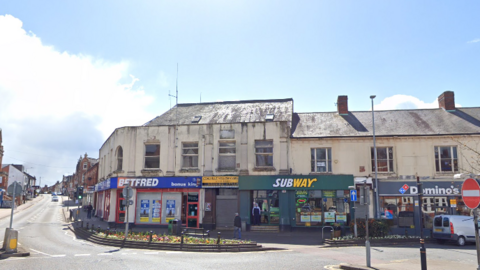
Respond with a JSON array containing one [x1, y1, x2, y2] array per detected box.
[[255, 140, 273, 167], [218, 140, 236, 170], [311, 148, 332, 173], [182, 142, 199, 169], [144, 144, 160, 169], [371, 147, 394, 173], [434, 146, 458, 173], [83, 162, 87, 170]]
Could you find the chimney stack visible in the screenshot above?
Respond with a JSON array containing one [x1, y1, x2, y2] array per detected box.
[[337, 95, 348, 115], [438, 91, 455, 111]]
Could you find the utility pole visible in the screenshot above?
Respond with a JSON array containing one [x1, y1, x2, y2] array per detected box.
[[125, 182, 131, 239], [417, 176, 427, 270], [365, 181, 371, 267]]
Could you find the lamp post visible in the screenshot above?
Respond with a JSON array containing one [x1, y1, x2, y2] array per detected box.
[[370, 95, 380, 219]]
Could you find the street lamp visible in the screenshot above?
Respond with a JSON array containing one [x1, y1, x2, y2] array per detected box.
[[370, 95, 380, 219]]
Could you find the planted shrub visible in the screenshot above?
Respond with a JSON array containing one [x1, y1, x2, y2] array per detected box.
[[349, 218, 390, 238]]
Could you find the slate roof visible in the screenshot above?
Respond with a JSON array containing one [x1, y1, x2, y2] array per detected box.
[[145, 98, 294, 126], [292, 107, 480, 138]]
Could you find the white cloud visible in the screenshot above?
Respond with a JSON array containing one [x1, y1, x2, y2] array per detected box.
[[0, 14, 156, 185], [468, 38, 480, 43], [374, 94, 461, 111]]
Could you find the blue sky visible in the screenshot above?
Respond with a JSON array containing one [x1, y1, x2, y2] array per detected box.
[[1, 1, 479, 185]]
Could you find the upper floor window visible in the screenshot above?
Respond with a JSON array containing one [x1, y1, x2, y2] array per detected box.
[[144, 144, 160, 169], [311, 148, 332, 172], [218, 141, 236, 170], [182, 142, 199, 168], [116, 146, 123, 171], [435, 146, 458, 173], [255, 140, 273, 167], [83, 162, 87, 170], [371, 147, 394, 172]]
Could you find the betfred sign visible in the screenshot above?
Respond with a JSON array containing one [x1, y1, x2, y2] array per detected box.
[[461, 178, 480, 209]]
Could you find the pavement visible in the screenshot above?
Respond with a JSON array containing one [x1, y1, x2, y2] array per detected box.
[[0, 195, 474, 269]]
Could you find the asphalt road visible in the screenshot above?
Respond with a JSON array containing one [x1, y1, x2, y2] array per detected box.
[[1, 196, 480, 270]]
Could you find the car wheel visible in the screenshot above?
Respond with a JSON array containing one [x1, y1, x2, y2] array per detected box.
[[457, 236, 466, 246]]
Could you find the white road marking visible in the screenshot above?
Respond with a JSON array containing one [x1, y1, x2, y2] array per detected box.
[[74, 254, 91, 257], [166, 251, 184, 254], [30, 248, 52, 256]]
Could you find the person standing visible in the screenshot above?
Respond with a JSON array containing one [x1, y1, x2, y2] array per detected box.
[[87, 204, 93, 219], [233, 213, 242, 239], [252, 203, 261, 225]]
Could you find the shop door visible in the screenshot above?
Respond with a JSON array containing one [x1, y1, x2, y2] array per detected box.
[[116, 190, 126, 223], [186, 192, 199, 228], [254, 190, 279, 225]]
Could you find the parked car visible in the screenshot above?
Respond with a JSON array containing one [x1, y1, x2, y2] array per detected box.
[[51, 196, 58, 202], [433, 215, 479, 246]]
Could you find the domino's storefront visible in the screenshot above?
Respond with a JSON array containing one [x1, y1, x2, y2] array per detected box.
[[238, 175, 354, 231], [378, 180, 469, 235], [95, 177, 202, 228]]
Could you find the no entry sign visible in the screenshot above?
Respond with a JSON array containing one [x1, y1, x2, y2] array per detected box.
[[461, 178, 480, 209]]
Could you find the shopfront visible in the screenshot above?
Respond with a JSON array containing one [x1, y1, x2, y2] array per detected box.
[[202, 176, 239, 230], [378, 180, 468, 236], [239, 175, 354, 231]]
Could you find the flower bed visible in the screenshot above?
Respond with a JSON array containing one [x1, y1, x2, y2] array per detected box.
[[90, 230, 252, 245]]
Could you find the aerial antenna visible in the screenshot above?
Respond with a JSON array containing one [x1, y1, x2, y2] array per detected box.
[[168, 64, 179, 148]]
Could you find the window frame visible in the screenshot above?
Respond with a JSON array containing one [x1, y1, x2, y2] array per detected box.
[[218, 140, 236, 170], [255, 140, 274, 167], [83, 162, 87, 170], [116, 146, 123, 171], [182, 142, 199, 169], [144, 144, 160, 169], [310, 148, 332, 173], [371, 147, 394, 173], [434, 146, 458, 173]]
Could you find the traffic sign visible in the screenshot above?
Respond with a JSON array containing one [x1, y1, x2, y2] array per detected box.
[[461, 178, 480, 209], [7, 182, 23, 197], [128, 200, 134, 206], [350, 190, 358, 202], [122, 187, 133, 199]]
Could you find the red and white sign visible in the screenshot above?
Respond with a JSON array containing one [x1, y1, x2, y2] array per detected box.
[[461, 178, 480, 209]]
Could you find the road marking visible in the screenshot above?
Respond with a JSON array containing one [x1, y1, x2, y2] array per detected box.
[[74, 254, 91, 257], [51, 255, 66, 257], [121, 253, 138, 255], [166, 251, 183, 254], [30, 248, 52, 256]]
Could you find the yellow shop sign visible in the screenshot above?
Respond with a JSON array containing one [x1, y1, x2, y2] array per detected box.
[[202, 176, 238, 187], [273, 178, 317, 188]]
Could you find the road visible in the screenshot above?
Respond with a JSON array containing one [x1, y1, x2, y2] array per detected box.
[[1, 195, 480, 270]]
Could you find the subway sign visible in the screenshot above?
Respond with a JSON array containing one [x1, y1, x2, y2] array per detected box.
[[239, 175, 354, 190]]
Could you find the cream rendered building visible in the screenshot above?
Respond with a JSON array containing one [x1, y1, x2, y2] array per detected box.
[[290, 91, 480, 235]]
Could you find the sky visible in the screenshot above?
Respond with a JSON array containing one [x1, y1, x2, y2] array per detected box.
[[1, 1, 479, 186]]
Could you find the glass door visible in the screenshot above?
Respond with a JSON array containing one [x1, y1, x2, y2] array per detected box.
[[186, 192, 199, 228], [253, 190, 279, 225], [117, 190, 126, 223]]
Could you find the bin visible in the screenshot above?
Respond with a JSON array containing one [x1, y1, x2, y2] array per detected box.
[[168, 220, 173, 235], [172, 219, 182, 236]]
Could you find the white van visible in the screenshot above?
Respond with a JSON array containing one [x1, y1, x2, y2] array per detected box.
[[433, 215, 479, 246]]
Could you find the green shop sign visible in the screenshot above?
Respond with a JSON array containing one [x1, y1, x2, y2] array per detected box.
[[239, 175, 354, 190]]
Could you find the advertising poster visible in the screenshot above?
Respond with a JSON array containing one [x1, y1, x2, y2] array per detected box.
[[384, 210, 393, 219], [300, 214, 311, 222], [140, 199, 150, 222], [166, 200, 176, 222], [336, 213, 347, 222], [325, 212, 336, 223], [311, 213, 322, 222], [152, 200, 161, 222]]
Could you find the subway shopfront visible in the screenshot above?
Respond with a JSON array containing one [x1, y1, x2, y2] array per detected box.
[[238, 175, 354, 231]]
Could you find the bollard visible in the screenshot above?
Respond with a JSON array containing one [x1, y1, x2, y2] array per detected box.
[[181, 231, 184, 244], [217, 232, 221, 245], [97, 226, 101, 233], [81, 220, 84, 228], [86, 222, 89, 230], [149, 231, 153, 242]]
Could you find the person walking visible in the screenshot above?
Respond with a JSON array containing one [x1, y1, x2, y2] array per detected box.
[[252, 203, 261, 226], [233, 213, 242, 239], [87, 204, 93, 219]]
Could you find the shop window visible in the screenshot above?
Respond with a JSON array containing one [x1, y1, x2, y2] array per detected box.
[[379, 196, 414, 228], [116, 146, 123, 171], [144, 144, 160, 169], [182, 142, 199, 168], [218, 141, 236, 170], [434, 146, 458, 173], [371, 147, 394, 172], [310, 148, 332, 173], [253, 190, 280, 225], [255, 140, 273, 167]]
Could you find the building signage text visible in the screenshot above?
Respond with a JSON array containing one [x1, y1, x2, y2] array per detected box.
[[399, 184, 460, 195], [273, 178, 317, 188]]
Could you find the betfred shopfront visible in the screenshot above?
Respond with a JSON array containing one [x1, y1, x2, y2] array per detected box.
[[239, 175, 354, 231], [378, 179, 468, 236], [95, 177, 202, 228]]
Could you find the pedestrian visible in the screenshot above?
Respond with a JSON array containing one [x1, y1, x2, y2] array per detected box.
[[233, 213, 242, 239], [252, 203, 261, 225], [87, 204, 93, 219]]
